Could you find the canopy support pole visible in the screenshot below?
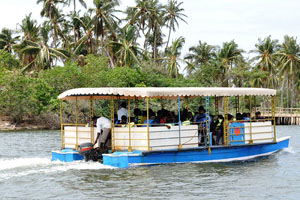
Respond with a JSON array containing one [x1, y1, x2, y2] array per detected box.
[[223, 97, 228, 146], [254, 96, 257, 119], [147, 97, 150, 151], [184, 97, 189, 110], [178, 96, 182, 149], [249, 96, 253, 144], [272, 96, 277, 142], [215, 96, 219, 116], [128, 99, 132, 152], [236, 96, 240, 115], [110, 96, 115, 152], [90, 96, 94, 144], [60, 100, 64, 149], [75, 97, 78, 150], [205, 96, 211, 154]]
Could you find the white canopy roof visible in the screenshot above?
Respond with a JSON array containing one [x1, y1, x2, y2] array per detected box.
[[58, 87, 276, 100]]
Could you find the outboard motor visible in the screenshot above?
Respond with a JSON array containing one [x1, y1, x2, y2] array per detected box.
[[79, 143, 99, 162]]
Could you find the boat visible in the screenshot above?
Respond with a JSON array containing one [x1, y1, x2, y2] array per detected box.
[[51, 87, 290, 168]]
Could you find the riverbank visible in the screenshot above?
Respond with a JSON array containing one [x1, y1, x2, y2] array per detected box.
[[0, 115, 60, 131]]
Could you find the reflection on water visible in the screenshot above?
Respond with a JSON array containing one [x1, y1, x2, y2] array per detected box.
[[0, 126, 299, 200]]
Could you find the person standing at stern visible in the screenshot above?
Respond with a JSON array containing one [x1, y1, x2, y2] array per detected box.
[[94, 116, 112, 152]]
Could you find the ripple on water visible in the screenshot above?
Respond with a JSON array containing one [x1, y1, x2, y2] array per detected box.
[[0, 127, 299, 199]]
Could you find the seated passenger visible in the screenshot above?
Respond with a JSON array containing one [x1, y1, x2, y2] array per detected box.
[[117, 102, 129, 122], [141, 110, 147, 124], [134, 108, 142, 124], [168, 111, 176, 123], [193, 106, 206, 125], [215, 115, 224, 145], [236, 113, 243, 121], [242, 113, 250, 121], [187, 112, 193, 122], [119, 115, 127, 126], [228, 114, 234, 123], [86, 116, 97, 127], [255, 111, 264, 120], [182, 114, 190, 126], [143, 116, 156, 127]]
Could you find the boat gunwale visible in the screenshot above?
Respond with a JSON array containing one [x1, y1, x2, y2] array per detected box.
[[141, 136, 290, 155]]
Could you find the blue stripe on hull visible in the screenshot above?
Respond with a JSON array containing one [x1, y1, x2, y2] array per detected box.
[[103, 137, 289, 168]]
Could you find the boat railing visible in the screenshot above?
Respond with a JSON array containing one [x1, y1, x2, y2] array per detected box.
[[60, 119, 276, 151], [227, 118, 275, 145], [61, 123, 96, 150], [112, 123, 199, 151]]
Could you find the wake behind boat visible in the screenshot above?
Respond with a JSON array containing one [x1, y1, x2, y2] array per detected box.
[[52, 87, 290, 168]]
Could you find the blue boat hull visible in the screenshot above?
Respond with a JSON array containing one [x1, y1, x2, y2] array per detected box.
[[52, 148, 84, 162], [103, 136, 290, 168]]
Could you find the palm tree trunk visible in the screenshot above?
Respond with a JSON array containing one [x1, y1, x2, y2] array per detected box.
[[101, 34, 105, 55], [105, 36, 115, 68], [153, 26, 157, 61], [286, 76, 289, 108], [52, 20, 58, 48], [165, 25, 172, 51], [271, 72, 275, 89], [280, 77, 284, 111], [73, 27, 77, 44], [74, 0, 76, 13], [291, 75, 295, 108]]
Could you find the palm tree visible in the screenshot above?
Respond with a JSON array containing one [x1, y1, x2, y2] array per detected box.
[[0, 28, 20, 53], [56, 14, 73, 50], [91, 0, 120, 53], [66, 0, 87, 13], [109, 25, 143, 67], [276, 35, 300, 108], [163, 0, 187, 50], [147, 0, 164, 60], [72, 13, 95, 55], [218, 40, 243, 86], [183, 59, 196, 76], [163, 36, 185, 78], [18, 13, 40, 42], [125, 0, 151, 35], [37, 0, 66, 47], [19, 40, 70, 72], [184, 41, 216, 72], [14, 14, 40, 68], [250, 36, 279, 88]]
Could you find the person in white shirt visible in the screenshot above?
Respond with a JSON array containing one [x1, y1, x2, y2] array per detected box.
[[117, 102, 129, 122], [94, 117, 111, 149]]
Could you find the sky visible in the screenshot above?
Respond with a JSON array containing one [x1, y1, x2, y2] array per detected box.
[[1, 0, 300, 59]]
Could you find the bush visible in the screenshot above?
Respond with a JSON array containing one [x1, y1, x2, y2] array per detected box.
[[40, 62, 84, 95], [0, 70, 55, 123], [0, 50, 20, 70]]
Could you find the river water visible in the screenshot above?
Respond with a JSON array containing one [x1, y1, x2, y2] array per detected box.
[[0, 126, 299, 200]]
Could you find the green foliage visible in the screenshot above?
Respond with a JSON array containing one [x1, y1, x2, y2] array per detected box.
[[0, 71, 53, 122], [0, 50, 21, 70], [80, 54, 110, 87], [106, 66, 142, 87], [40, 62, 84, 95]]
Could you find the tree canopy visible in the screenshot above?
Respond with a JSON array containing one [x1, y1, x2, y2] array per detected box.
[[1, 0, 300, 123]]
